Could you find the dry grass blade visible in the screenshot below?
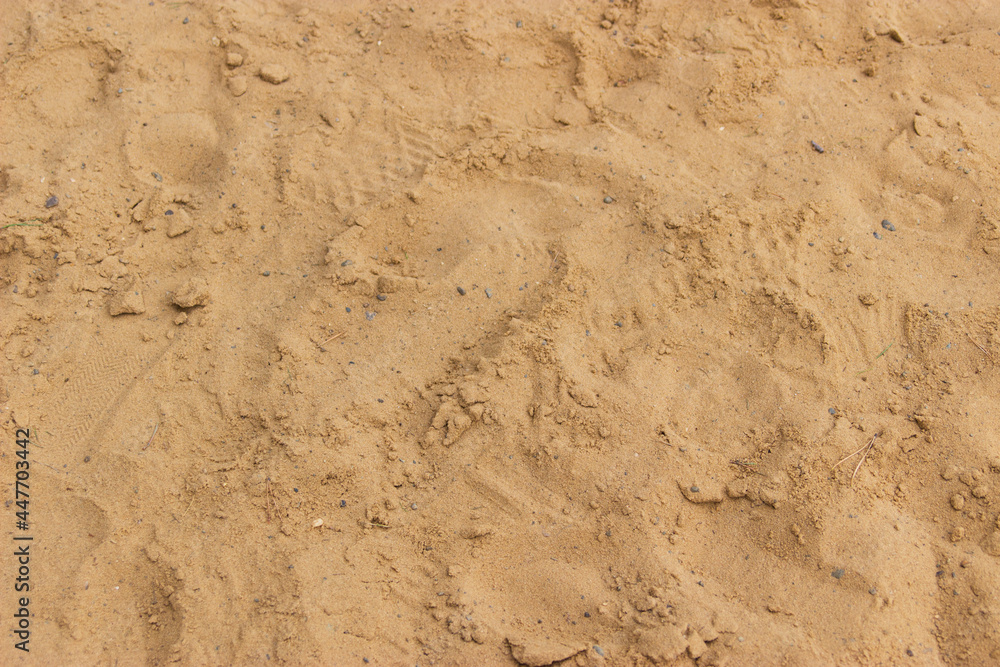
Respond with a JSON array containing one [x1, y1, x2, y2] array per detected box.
[[967, 333, 994, 362], [832, 440, 870, 470], [142, 422, 159, 451], [832, 434, 877, 484], [851, 435, 877, 482]]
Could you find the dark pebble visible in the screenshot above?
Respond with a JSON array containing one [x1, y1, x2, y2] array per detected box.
[[832, 568, 845, 579], [182, 16, 189, 24], [365, 311, 375, 321], [45, 195, 59, 208], [262, 271, 270, 276], [603, 196, 613, 204], [376, 294, 386, 301], [83, 456, 91, 463], [340, 259, 353, 267], [593, 646, 604, 657], [828, 408, 836, 415], [584, 612, 591, 618], [340, 500, 347, 507], [485, 288, 492, 299], [811, 140, 825, 153], [457, 286, 466, 296], [32, 368, 39, 375], [690, 486, 700, 493], [873, 232, 882, 240], [516, 19, 523, 28], [152, 172, 162, 182], [881, 219, 895, 231], [345, 307, 351, 312], [165, 209, 174, 216]]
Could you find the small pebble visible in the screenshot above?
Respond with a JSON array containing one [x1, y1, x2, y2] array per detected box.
[[881, 219, 895, 231], [262, 271, 270, 276], [456, 286, 466, 296], [516, 19, 523, 28], [811, 140, 825, 153], [182, 16, 189, 24], [832, 568, 845, 579], [376, 294, 387, 301], [340, 259, 353, 267], [152, 172, 163, 182], [603, 196, 613, 204], [873, 232, 882, 240], [44, 195, 59, 208], [484, 288, 492, 299], [340, 500, 347, 507], [690, 486, 700, 493], [365, 311, 375, 321], [410, 503, 418, 510]]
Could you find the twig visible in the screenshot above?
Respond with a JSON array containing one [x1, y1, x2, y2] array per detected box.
[[967, 333, 994, 362], [832, 434, 877, 483], [549, 250, 559, 271], [142, 423, 160, 450], [316, 332, 344, 349], [2, 222, 43, 230]]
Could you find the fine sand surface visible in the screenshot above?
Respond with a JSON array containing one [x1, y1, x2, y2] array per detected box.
[[3, 1, 1000, 665]]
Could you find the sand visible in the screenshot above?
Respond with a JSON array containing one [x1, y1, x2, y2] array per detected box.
[[2, 1, 1000, 665]]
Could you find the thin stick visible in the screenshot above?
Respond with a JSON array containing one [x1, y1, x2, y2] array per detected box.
[[316, 332, 344, 348], [967, 333, 994, 362], [142, 423, 160, 450], [549, 250, 559, 270]]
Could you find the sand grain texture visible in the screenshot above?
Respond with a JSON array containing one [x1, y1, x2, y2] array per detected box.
[[2, 1, 1000, 664]]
